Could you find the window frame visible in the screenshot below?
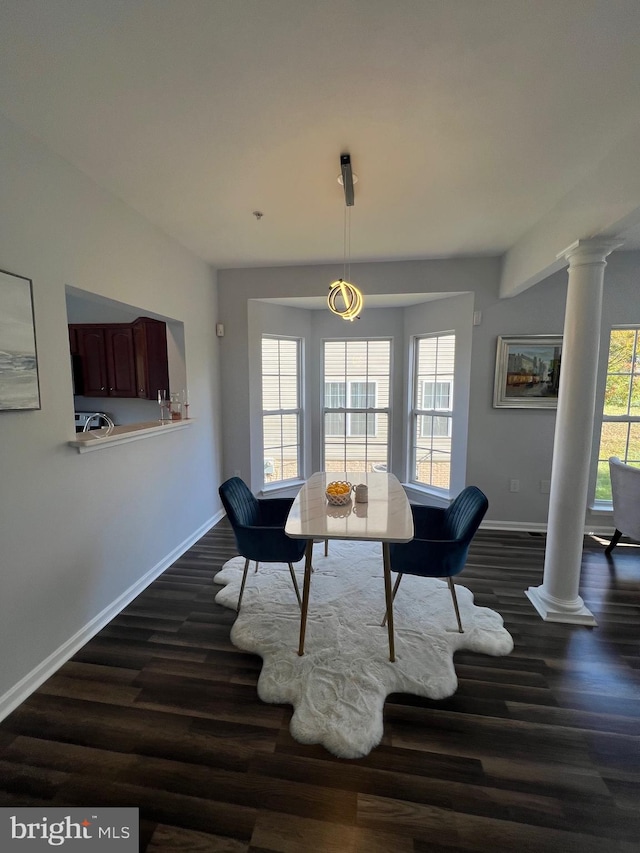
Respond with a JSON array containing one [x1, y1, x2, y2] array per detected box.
[[261, 334, 303, 487], [594, 325, 640, 504], [321, 338, 391, 472]]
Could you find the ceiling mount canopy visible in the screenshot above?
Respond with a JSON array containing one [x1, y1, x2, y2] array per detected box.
[[328, 153, 363, 322], [339, 153, 355, 207]]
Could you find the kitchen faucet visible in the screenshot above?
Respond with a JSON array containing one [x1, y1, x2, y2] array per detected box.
[[82, 412, 115, 432]]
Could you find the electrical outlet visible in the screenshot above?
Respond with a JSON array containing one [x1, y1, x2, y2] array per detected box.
[[509, 479, 520, 493]]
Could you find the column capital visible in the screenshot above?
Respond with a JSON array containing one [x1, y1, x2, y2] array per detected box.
[[557, 237, 624, 267]]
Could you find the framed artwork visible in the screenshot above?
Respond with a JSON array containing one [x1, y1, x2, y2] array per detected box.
[[0, 268, 41, 411], [493, 335, 562, 409]]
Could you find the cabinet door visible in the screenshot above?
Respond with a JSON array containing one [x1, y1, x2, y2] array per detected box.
[[133, 318, 170, 399], [75, 327, 108, 397], [105, 326, 137, 397]]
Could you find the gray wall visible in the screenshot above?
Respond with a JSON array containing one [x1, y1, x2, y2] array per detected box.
[[0, 112, 222, 713], [218, 253, 640, 527]]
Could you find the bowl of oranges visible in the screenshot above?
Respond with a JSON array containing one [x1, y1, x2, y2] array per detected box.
[[325, 480, 353, 506]]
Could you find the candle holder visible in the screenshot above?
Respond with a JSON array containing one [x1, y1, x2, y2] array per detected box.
[[170, 392, 182, 420]]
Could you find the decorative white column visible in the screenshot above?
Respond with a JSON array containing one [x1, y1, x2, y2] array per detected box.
[[526, 238, 622, 625]]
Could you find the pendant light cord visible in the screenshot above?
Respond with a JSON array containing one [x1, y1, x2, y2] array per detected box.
[[343, 204, 352, 282]]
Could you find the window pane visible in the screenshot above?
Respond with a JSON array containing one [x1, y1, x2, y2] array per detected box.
[[603, 373, 632, 416], [263, 414, 299, 483], [630, 376, 640, 417], [350, 381, 374, 407], [325, 381, 346, 407], [326, 413, 345, 436], [261, 375, 280, 410], [324, 341, 347, 376], [608, 329, 635, 374], [261, 338, 279, 373], [599, 421, 629, 461], [431, 449, 451, 490], [594, 461, 612, 501], [279, 375, 298, 409], [629, 423, 640, 462]]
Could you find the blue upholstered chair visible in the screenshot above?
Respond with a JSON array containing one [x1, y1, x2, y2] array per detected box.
[[383, 486, 489, 633], [218, 476, 306, 611]]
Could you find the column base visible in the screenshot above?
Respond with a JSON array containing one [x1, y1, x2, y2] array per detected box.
[[525, 586, 597, 626]]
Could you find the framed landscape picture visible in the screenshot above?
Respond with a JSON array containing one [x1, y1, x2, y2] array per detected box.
[[493, 335, 562, 409], [0, 268, 41, 411]]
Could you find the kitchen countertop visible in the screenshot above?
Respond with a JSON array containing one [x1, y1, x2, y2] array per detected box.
[[67, 418, 193, 453]]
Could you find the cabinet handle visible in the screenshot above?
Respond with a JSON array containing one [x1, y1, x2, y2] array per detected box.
[[139, 388, 144, 393], [101, 386, 105, 391], [109, 387, 113, 392]]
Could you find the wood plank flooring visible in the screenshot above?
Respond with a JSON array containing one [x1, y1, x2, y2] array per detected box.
[[1, 521, 639, 851]]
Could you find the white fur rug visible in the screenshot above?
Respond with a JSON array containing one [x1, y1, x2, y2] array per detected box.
[[214, 539, 514, 759]]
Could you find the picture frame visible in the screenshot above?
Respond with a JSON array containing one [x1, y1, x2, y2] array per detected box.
[[0, 268, 41, 411], [493, 335, 562, 409]]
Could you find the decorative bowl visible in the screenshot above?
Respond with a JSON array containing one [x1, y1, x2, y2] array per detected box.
[[325, 480, 353, 506]]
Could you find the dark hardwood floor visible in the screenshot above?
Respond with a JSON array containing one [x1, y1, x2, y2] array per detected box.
[[1, 521, 639, 851]]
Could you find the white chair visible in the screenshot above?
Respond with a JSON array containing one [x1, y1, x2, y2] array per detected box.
[[606, 457, 640, 554]]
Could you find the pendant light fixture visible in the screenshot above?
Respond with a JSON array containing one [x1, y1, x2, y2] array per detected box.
[[327, 153, 363, 321]]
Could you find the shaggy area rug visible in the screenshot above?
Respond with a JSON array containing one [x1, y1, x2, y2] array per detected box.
[[214, 539, 514, 759]]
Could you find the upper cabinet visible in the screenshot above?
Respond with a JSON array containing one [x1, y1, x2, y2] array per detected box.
[[69, 317, 169, 399]]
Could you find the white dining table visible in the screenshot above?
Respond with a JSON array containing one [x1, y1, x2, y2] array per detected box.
[[285, 471, 414, 662]]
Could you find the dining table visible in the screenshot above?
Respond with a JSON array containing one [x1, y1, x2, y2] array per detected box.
[[285, 471, 414, 662]]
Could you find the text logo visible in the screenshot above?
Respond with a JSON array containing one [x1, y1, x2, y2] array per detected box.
[[2, 808, 138, 850]]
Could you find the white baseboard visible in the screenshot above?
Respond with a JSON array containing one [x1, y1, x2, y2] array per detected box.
[[481, 519, 548, 533], [0, 510, 225, 723], [481, 520, 615, 536]]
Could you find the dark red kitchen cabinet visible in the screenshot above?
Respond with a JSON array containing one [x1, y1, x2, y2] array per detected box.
[[105, 326, 137, 397], [73, 326, 109, 397], [70, 318, 169, 400], [132, 317, 170, 400]]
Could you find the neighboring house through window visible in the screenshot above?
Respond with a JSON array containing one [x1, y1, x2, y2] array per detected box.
[[419, 380, 452, 437], [325, 380, 377, 437]]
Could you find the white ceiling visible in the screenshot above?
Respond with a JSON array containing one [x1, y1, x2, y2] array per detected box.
[[1, 1, 640, 269]]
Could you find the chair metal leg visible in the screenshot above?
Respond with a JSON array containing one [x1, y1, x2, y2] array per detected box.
[[447, 577, 463, 633], [237, 558, 251, 612], [605, 529, 623, 555], [287, 563, 303, 609], [254, 561, 259, 573], [325, 539, 329, 557], [381, 573, 403, 627]]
